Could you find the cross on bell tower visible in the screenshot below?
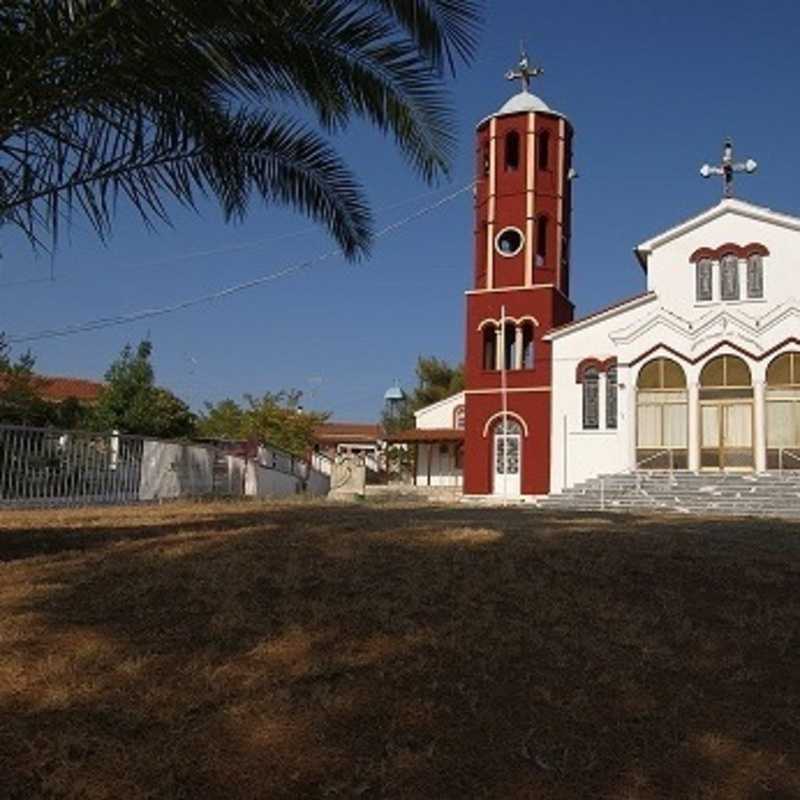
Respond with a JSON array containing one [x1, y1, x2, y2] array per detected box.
[[700, 139, 758, 198], [505, 45, 543, 93]]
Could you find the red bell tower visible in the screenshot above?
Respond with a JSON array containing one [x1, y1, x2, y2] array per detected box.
[[463, 52, 575, 496]]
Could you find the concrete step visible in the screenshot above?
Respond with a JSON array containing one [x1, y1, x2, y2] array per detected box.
[[541, 469, 800, 518]]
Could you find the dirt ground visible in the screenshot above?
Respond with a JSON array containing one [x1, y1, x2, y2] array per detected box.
[[1, 499, 799, 799]]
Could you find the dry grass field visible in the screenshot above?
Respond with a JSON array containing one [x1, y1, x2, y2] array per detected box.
[[1, 499, 800, 799]]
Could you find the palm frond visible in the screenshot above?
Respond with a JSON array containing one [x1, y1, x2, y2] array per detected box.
[[367, 0, 482, 74], [0, 0, 482, 258], [1, 104, 371, 258]]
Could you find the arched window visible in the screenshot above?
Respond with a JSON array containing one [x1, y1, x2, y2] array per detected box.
[[453, 405, 466, 430], [504, 131, 520, 171], [582, 367, 599, 430], [699, 355, 753, 470], [696, 258, 713, 302], [606, 366, 618, 429], [720, 254, 740, 301], [699, 355, 751, 388], [482, 324, 497, 370], [536, 216, 548, 262], [747, 254, 764, 299], [538, 130, 550, 170], [766, 352, 800, 469], [482, 144, 490, 177], [503, 322, 516, 371], [636, 357, 688, 469], [521, 322, 535, 369]]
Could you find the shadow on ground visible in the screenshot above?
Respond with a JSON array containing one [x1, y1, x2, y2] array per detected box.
[[1, 501, 800, 798]]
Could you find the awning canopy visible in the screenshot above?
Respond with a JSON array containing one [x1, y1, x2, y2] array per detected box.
[[385, 428, 463, 444]]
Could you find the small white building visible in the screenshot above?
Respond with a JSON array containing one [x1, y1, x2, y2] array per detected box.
[[387, 392, 465, 487]]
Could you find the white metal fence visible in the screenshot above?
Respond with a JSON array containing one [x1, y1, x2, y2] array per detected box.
[[0, 425, 331, 508]]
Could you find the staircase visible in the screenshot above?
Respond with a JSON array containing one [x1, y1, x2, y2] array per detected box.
[[538, 471, 800, 518]]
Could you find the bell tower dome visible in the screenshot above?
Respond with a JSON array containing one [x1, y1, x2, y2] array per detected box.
[[473, 53, 574, 294], [462, 50, 576, 497]]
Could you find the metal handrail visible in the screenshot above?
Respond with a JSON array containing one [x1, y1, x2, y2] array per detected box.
[[635, 448, 674, 471], [633, 448, 676, 494], [778, 447, 800, 472]]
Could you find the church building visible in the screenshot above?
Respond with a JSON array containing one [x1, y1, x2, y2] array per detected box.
[[391, 53, 800, 499]]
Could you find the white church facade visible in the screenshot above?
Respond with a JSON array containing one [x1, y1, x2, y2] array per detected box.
[[549, 197, 800, 493]]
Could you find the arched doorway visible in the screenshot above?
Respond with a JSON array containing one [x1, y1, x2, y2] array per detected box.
[[699, 355, 753, 470], [636, 357, 688, 469], [493, 417, 523, 496], [766, 352, 800, 470]]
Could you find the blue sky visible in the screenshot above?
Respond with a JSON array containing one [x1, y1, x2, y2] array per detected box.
[[4, 0, 800, 421]]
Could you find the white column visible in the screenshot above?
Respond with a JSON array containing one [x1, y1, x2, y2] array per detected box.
[[495, 328, 503, 371], [486, 117, 497, 290], [514, 325, 523, 370], [688, 382, 700, 471], [754, 380, 766, 472], [625, 380, 637, 470]]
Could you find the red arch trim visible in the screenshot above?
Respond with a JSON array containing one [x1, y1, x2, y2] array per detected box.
[[575, 356, 617, 383], [689, 243, 770, 262], [628, 337, 800, 368]]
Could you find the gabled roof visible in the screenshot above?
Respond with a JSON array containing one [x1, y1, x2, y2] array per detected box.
[[544, 292, 657, 341], [634, 198, 800, 271], [413, 391, 465, 420], [314, 422, 382, 444]]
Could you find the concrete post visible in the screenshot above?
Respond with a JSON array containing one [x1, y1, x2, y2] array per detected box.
[[626, 380, 637, 470], [688, 382, 700, 471], [754, 380, 766, 472]]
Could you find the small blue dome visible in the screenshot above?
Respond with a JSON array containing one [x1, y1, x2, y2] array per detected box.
[[384, 384, 404, 401]]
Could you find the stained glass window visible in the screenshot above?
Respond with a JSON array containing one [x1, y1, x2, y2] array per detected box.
[[582, 368, 599, 430], [720, 255, 740, 301], [606, 366, 618, 429], [747, 254, 764, 299], [696, 258, 713, 301]]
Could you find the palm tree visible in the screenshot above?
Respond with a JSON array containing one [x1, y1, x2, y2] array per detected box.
[[0, 1, 481, 260]]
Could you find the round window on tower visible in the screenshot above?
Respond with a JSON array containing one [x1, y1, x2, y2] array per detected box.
[[495, 227, 525, 258]]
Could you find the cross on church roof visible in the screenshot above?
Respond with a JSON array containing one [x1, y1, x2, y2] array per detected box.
[[505, 44, 543, 93], [700, 139, 758, 198]]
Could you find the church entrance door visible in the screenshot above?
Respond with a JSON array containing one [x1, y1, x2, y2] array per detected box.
[[700, 401, 754, 470], [699, 356, 754, 471], [493, 418, 522, 496]]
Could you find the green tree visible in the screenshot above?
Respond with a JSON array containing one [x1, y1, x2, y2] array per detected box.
[[382, 355, 463, 432], [92, 339, 196, 437], [51, 396, 91, 430], [198, 390, 329, 456], [0, 333, 52, 425], [0, 334, 98, 428], [1, 1, 480, 258], [196, 399, 248, 440]]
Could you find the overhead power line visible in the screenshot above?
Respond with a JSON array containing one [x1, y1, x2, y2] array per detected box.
[[8, 182, 475, 345]]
